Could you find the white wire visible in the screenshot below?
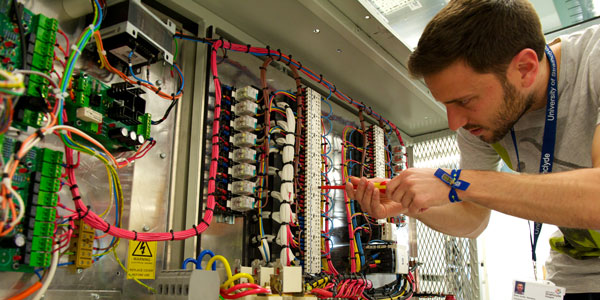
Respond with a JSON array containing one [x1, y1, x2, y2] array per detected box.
[[5, 184, 25, 227], [47, 125, 117, 167], [13, 69, 59, 88], [32, 243, 60, 300]]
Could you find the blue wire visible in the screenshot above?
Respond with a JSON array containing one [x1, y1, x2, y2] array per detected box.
[[172, 63, 184, 96], [321, 96, 333, 117], [173, 35, 212, 44], [128, 51, 154, 86], [93, 0, 102, 30], [34, 269, 43, 280], [197, 250, 216, 270], [182, 258, 198, 269], [322, 116, 333, 137]]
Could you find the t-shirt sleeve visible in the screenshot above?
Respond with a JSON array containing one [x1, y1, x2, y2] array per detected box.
[[457, 128, 502, 171]]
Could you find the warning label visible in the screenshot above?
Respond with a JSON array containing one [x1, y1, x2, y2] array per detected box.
[[127, 241, 157, 280]]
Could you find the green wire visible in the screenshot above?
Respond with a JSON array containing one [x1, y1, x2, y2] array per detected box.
[[0, 87, 24, 96], [171, 37, 179, 71], [219, 296, 225, 300]]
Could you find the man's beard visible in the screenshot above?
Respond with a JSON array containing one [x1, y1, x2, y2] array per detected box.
[[469, 79, 535, 144]]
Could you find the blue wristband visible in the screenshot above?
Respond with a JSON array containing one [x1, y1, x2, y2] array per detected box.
[[434, 168, 470, 203]]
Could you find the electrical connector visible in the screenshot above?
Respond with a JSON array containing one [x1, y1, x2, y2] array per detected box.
[[232, 181, 255, 196], [232, 163, 256, 180], [233, 115, 258, 132], [231, 196, 255, 212], [69, 219, 94, 269], [234, 100, 258, 116], [235, 86, 258, 101], [233, 148, 256, 163], [233, 132, 256, 147]]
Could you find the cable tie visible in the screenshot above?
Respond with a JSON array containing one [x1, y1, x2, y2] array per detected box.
[[170, 229, 175, 241], [192, 224, 200, 236], [103, 223, 111, 233], [70, 45, 81, 55], [200, 219, 209, 226], [81, 205, 91, 219], [266, 45, 272, 58], [331, 85, 337, 93], [205, 207, 214, 213], [297, 61, 302, 70], [286, 55, 293, 66], [72, 196, 81, 201], [318, 74, 323, 83], [259, 66, 266, 70], [281, 245, 289, 248], [277, 49, 282, 61], [213, 76, 219, 80], [1, 173, 7, 179], [246, 44, 251, 53], [35, 129, 45, 140], [155, 87, 162, 94]]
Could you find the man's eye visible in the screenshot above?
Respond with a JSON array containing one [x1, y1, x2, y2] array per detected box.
[[460, 98, 471, 105]]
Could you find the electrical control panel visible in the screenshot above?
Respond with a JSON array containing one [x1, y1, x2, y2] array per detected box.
[[0, 1, 421, 299]]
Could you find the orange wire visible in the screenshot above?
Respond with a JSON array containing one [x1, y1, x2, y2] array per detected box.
[[93, 31, 182, 101], [6, 281, 43, 300]]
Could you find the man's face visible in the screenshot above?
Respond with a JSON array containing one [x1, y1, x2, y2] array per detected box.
[[424, 60, 535, 143], [516, 283, 524, 292]]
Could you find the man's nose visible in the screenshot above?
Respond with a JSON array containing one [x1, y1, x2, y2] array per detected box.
[[446, 105, 468, 131]]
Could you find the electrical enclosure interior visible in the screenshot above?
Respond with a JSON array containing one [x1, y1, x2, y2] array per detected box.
[[0, 0, 473, 299]]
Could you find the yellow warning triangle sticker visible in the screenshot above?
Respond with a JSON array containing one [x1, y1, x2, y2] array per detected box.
[[132, 241, 153, 257]]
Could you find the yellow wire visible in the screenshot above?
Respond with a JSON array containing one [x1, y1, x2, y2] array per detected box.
[[207, 255, 233, 286], [112, 242, 156, 293], [220, 273, 255, 289]]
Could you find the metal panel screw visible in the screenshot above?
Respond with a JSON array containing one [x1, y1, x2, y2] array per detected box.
[[143, 225, 150, 232], [160, 153, 167, 159]]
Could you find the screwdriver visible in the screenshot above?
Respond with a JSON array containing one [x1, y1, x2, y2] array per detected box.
[[321, 182, 388, 192]]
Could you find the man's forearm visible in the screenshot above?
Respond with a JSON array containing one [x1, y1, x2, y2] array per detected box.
[[414, 201, 490, 238], [458, 168, 600, 229]]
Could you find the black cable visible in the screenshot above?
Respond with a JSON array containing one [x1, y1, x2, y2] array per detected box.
[[151, 97, 179, 125], [13, 0, 27, 70]]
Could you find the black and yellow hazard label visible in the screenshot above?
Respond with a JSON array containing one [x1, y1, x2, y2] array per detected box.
[[126, 240, 157, 279]]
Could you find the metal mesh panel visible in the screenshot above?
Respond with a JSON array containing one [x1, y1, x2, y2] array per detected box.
[[410, 133, 480, 300]]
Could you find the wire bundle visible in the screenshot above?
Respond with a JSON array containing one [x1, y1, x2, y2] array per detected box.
[[173, 34, 406, 149]]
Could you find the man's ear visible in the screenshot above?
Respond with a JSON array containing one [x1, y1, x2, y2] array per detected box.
[[508, 48, 539, 89]]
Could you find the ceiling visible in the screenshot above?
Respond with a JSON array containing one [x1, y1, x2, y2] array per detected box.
[[158, 0, 449, 137]]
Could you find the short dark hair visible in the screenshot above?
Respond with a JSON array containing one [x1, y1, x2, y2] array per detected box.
[[408, 0, 546, 78]]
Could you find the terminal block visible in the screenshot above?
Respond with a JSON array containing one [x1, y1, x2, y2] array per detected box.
[[232, 181, 255, 196], [231, 196, 254, 212], [235, 86, 258, 101], [234, 100, 258, 116], [232, 163, 256, 180], [69, 219, 95, 270], [233, 132, 257, 148], [233, 115, 258, 132], [233, 148, 256, 163]]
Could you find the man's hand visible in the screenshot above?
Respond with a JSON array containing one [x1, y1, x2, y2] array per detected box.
[[385, 168, 451, 214], [345, 177, 407, 219]]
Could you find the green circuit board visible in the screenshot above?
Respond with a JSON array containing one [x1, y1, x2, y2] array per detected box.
[[0, 136, 63, 272]]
